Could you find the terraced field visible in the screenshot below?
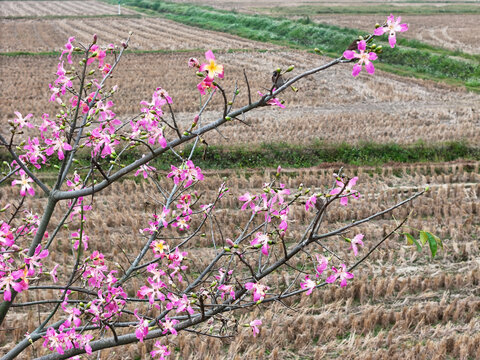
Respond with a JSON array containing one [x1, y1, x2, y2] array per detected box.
[[1, 162, 479, 358], [0, 16, 281, 52], [2, 50, 479, 147], [0, 0, 134, 17]]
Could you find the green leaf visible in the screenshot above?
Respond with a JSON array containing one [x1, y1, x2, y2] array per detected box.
[[430, 232, 444, 250], [420, 231, 428, 245], [405, 233, 422, 252], [426, 232, 438, 258]]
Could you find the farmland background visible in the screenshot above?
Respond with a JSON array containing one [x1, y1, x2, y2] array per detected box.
[[0, 0, 479, 359]]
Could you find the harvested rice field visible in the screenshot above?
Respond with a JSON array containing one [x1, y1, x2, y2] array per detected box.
[[2, 50, 479, 146], [0, 0, 134, 17], [1, 161, 479, 358]]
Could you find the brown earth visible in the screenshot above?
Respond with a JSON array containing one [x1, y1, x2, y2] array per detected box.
[[0, 0, 135, 17], [0, 16, 282, 53], [2, 50, 479, 147]]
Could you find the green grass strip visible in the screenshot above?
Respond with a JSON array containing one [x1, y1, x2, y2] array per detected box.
[[114, 0, 480, 90], [169, 141, 480, 170], [4, 141, 477, 173]]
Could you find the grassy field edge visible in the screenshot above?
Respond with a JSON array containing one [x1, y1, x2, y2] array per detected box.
[[2, 141, 478, 173]]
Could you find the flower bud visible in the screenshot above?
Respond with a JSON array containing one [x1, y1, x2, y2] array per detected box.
[[224, 247, 231, 252], [188, 57, 200, 68], [375, 23, 381, 29], [286, 65, 295, 72], [225, 116, 231, 121], [92, 34, 97, 45]]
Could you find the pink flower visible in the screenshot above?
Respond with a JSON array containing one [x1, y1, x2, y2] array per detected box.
[[161, 316, 179, 336], [49, 264, 59, 283], [278, 207, 289, 232], [0, 270, 28, 301], [245, 282, 269, 302], [44, 136, 72, 160], [199, 50, 224, 79], [197, 76, 215, 95], [343, 40, 378, 77], [12, 111, 34, 129], [151, 240, 169, 259], [251, 232, 270, 256], [0, 222, 14, 247], [257, 91, 285, 108], [218, 284, 236, 300], [12, 170, 35, 196], [134, 310, 149, 342], [249, 319, 262, 337], [166, 293, 195, 315], [329, 176, 359, 206], [305, 194, 317, 211], [43, 327, 65, 354], [60, 36, 75, 64], [300, 275, 316, 295], [374, 14, 408, 48], [315, 254, 329, 277], [349, 233, 365, 256], [151, 342, 170, 360], [135, 160, 156, 179], [24, 244, 49, 276], [326, 264, 354, 287], [238, 192, 256, 211], [172, 216, 190, 231]]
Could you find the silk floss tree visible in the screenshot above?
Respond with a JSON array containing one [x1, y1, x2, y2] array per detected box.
[[0, 14, 441, 360]]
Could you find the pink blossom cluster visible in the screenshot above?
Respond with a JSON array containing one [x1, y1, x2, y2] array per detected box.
[[330, 176, 360, 206], [168, 160, 204, 188], [0, 215, 49, 301], [42, 251, 127, 355], [245, 281, 269, 302], [239, 182, 291, 236], [344, 14, 408, 76], [137, 248, 190, 310], [216, 268, 236, 300], [189, 50, 224, 95], [131, 87, 173, 149]]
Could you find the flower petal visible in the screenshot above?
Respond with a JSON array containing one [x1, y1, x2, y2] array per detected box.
[[343, 50, 356, 59], [389, 35, 397, 48], [352, 63, 362, 77], [357, 40, 366, 51], [205, 50, 215, 61], [365, 61, 375, 74]]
